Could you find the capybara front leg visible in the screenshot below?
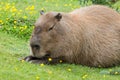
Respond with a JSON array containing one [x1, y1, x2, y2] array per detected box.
[[23, 55, 45, 64], [23, 56, 65, 64]]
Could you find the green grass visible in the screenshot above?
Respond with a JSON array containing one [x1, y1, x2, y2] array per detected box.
[[0, 0, 120, 80], [0, 31, 120, 80], [0, 0, 120, 39], [0, 0, 81, 39]]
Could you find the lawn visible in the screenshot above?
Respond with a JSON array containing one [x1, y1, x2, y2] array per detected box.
[[0, 0, 120, 80], [0, 31, 120, 80]]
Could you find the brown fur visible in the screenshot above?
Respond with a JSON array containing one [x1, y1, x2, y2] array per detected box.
[[25, 5, 120, 68]]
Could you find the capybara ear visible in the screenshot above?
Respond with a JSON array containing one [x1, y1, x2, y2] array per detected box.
[[55, 13, 62, 21], [40, 10, 44, 15]]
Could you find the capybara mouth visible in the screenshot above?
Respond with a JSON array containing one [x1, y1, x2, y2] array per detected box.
[[32, 53, 51, 60]]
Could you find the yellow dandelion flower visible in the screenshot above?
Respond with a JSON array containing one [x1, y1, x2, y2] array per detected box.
[[48, 58, 52, 61], [19, 10, 22, 12], [0, 20, 3, 23], [40, 63, 44, 67], [21, 59, 24, 63], [12, 3, 15, 5], [36, 76, 40, 80], [14, 20, 17, 24], [0, 20, 3, 24], [12, 13, 15, 16], [15, 67, 18, 71], [67, 68, 71, 71], [21, 29, 23, 32], [59, 60, 62, 63], [55, 4, 58, 7], [5, 4, 10, 10], [17, 12, 21, 15], [103, 75, 106, 78], [6, 18, 9, 20], [82, 74, 88, 79], [71, 8, 74, 10], [115, 72, 118, 75], [1, 2, 3, 5], [29, 5, 35, 10], [41, 7, 45, 11], [23, 16, 27, 19], [24, 26, 27, 29], [64, 4, 68, 7], [29, 11, 33, 15], [32, 26, 35, 29], [48, 71, 52, 74], [45, 0, 48, 2], [109, 69, 112, 71], [13, 26, 16, 29], [11, 6, 17, 12], [69, 4, 72, 6], [20, 27, 23, 29], [25, 7, 29, 10]]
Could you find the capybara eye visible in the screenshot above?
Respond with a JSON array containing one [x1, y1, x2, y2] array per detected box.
[[48, 27, 54, 31], [48, 24, 56, 31]]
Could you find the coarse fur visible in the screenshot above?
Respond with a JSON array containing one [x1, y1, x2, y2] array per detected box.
[[24, 5, 120, 68]]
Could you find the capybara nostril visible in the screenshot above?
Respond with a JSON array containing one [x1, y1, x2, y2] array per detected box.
[[31, 44, 40, 50]]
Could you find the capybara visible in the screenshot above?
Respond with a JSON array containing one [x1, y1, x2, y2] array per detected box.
[[24, 5, 120, 68]]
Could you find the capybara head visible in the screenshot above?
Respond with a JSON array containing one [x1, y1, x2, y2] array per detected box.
[[30, 11, 64, 58]]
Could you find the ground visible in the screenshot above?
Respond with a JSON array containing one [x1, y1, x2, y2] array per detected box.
[[0, 31, 120, 80], [0, 0, 120, 80]]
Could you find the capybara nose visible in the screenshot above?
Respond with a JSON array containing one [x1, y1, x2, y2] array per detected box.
[[32, 44, 40, 49]]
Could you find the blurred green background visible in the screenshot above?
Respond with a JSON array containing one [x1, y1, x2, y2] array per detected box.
[[0, 0, 120, 80], [0, 0, 120, 40]]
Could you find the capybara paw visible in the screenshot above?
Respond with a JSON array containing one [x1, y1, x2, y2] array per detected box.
[[24, 56, 34, 62], [23, 56, 47, 64]]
